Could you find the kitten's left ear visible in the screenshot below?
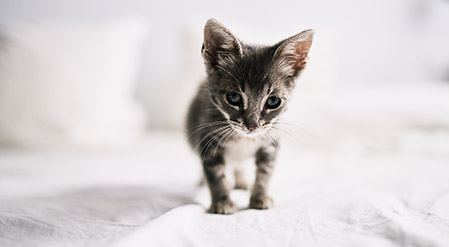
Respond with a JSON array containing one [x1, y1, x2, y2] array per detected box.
[[202, 18, 243, 67], [275, 29, 314, 75]]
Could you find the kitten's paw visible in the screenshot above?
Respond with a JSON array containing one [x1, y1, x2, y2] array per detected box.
[[249, 195, 273, 210], [209, 200, 237, 214]]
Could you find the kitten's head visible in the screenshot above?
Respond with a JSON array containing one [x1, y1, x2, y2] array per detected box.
[[202, 18, 313, 137]]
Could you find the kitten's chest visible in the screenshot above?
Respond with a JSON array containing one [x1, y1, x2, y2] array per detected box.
[[223, 136, 263, 161]]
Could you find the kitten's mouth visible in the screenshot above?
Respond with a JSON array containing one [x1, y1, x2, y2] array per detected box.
[[229, 122, 270, 137]]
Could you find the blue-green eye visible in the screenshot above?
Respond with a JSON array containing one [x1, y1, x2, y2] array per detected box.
[[266, 96, 281, 109], [226, 92, 242, 106]]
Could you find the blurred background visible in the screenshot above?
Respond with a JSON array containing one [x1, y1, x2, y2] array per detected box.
[[0, 0, 449, 150]]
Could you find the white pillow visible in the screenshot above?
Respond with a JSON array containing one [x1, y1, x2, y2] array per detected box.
[[0, 19, 149, 149]]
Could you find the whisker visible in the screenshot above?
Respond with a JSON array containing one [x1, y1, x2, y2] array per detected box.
[[199, 127, 230, 160], [271, 126, 300, 142], [187, 120, 229, 131], [269, 127, 303, 150], [272, 122, 311, 143], [186, 121, 229, 140], [266, 131, 281, 151], [199, 132, 222, 160], [212, 128, 234, 160], [194, 125, 229, 153], [212, 128, 235, 162], [273, 122, 313, 137]]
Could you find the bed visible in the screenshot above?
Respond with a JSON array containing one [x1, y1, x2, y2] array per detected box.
[[1, 84, 449, 247]]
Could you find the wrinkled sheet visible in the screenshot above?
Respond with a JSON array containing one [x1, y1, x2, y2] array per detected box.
[[1, 85, 449, 247]]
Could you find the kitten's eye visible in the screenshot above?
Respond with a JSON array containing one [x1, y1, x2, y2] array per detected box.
[[266, 96, 281, 109], [226, 92, 242, 106]]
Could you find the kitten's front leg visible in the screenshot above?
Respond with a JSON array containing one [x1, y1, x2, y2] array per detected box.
[[203, 153, 237, 214], [250, 145, 277, 209]]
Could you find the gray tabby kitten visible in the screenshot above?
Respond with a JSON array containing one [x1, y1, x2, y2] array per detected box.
[[186, 19, 313, 214]]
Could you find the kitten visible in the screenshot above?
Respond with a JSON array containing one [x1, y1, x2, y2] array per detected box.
[[186, 19, 313, 214]]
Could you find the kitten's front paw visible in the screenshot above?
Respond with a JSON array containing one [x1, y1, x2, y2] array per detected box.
[[209, 200, 237, 214], [249, 195, 274, 210]]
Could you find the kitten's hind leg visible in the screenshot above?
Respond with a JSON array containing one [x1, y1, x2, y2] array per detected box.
[[234, 168, 249, 190]]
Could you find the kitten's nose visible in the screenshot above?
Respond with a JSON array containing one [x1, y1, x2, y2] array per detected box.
[[244, 120, 259, 131], [247, 126, 257, 131], [244, 113, 259, 132]]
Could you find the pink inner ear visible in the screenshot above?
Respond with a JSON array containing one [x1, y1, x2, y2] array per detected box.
[[293, 40, 312, 70]]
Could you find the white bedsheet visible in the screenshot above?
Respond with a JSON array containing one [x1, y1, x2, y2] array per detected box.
[[1, 84, 449, 247]]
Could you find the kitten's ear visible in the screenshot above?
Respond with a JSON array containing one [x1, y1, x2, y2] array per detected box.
[[275, 29, 314, 76], [202, 18, 243, 67]]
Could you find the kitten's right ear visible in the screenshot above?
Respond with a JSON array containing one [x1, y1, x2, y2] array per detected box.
[[202, 18, 243, 67], [275, 29, 314, 76]]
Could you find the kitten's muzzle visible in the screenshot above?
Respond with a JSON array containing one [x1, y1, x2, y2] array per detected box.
[[243, 120, 259, 132], [230, 121, 268, 137]]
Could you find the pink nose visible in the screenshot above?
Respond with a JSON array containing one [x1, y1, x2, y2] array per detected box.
[[247, 126, 257, 131]]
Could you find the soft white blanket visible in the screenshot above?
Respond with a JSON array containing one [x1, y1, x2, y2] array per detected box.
[[1, 84, 449, 247]]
